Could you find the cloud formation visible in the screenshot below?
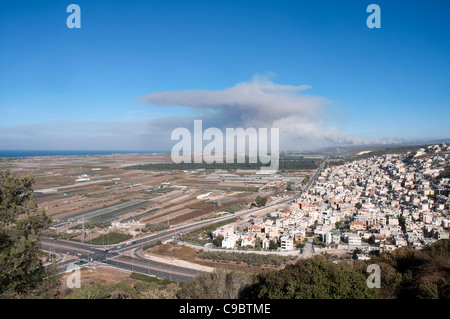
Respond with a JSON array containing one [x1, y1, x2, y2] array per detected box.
[[0, 120, 172, 151], [1, 76, 399, 151], [142, 75, 391, 150]]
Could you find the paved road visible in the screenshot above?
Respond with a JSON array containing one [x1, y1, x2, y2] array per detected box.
[[41, 238, 204, 282], [298, 238, 314, 259], [105, 254, 199, 282], [294, 157, 327, 199], [42, 159, 328, 282], [42, 197, 294, 282]]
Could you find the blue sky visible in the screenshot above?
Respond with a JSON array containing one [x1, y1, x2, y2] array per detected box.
[[0, 0, 449, 151]]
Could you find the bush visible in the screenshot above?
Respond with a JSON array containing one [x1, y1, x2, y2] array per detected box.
[[88, 232, 133, 245], [142, 223, 170, 233], [143, 240, 162, 251], [199, 251, 294, 267], [130, 272, 174, 285], [369, 239, 450, 299], [241, 256, 380, 299], [69, 221, 111, 230], [255, 196, 268, 207], [177, 269, 254, 299]]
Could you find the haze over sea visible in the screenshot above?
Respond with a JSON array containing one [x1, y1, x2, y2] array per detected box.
[[0, 150, 162, 158]]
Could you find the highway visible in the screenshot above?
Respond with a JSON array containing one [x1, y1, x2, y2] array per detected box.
[[41, 238, 203, 282], [105, 255, 199, 282], [294, 156, 327, 199], [42, 158, 327, 282]]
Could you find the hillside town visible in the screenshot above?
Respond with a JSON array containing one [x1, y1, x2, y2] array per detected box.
[[213, 144, 450, 257]]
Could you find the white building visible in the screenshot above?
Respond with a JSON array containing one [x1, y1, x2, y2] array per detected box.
[[197, 192, 212, 199], [222, 233, 239, 249], [280, 236, 294, 251], [347, 234, 362, 246], [241, 237, 256, 248]]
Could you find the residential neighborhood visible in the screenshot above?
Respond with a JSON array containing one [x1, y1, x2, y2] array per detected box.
[[212, 144, 450, 258]]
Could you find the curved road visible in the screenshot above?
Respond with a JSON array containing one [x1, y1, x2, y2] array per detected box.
[[42, 158, 327, 282]]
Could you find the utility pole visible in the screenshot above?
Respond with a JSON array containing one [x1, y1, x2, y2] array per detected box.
[[81, 217, 85, 244]]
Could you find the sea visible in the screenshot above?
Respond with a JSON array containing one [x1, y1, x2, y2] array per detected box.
[[0, 150, 166, 158]]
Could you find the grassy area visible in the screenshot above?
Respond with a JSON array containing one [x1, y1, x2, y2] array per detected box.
[[221, 202, 246, 214], [141, 223, 170, 233], [88, 232, 133, 245], [184, 201, 214, 210], [69, 221, 111, 230], [129, 272, 175, 286], [123, 157, 320, 171], [199, 251, 296, 267], [178, 219, 236, 245], [44, 232, 80, 240], [145, 186, 176, 195], [143, 240, 162, 251]]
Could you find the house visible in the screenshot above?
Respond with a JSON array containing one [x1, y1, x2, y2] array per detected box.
[[356, 254, 370, 260], [248, 225, 263, 235], [347, 234, 361, 246], [262, 237, 271, 250], [213, 225, 235, 238], [372, 235, 387, 244], [280, 236, 294, 251], [350, 221, 366, 231], [241, 237, 256, 248], [222, 233, 239, 249], [437, 231, 449, 240], [388, 217, 399, 226], [292, 233, 305, 245], [197, 192, 212, 199], [422, 212, 433, 224], [394, 238, 407, 247]]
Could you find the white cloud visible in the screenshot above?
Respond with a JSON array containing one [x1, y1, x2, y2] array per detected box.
[[0, 120, 173, 151], [1, 76, 400, 151], [142, 75, 393, 150]]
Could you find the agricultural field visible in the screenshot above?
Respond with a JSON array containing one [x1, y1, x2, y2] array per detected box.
[[5, 153, 314, 243]]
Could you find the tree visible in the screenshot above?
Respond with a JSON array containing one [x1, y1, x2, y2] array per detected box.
[[255, 196, 268, 207], [255, 237, 262, 250], [286, 181, 293, 192], [398, 215, 407, 233], [241, 256, 380, 299], [213, 235, 224, 247], [0, 166, 60, 298], [368, 240, 450, 299], [177, 269, 254, 299], [269, 239, 278, 250], [302, 176, 310, 185]]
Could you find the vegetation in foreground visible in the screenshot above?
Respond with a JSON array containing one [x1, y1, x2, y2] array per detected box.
[[1, 165, 449, 299], [63, 240, 449, 299], [0, 166, 60, 299]]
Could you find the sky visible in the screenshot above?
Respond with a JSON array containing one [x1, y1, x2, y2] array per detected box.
[[0, 0, 449, 151]]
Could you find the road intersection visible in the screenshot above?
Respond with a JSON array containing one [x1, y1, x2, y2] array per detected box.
[[42, 159, 327, 282]]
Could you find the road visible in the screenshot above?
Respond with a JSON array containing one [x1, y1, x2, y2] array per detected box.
[[294, 157, 327, 199], [42, 158, 327, 282], [41, 238, 202, 282], [298, 238, 314, 259]]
